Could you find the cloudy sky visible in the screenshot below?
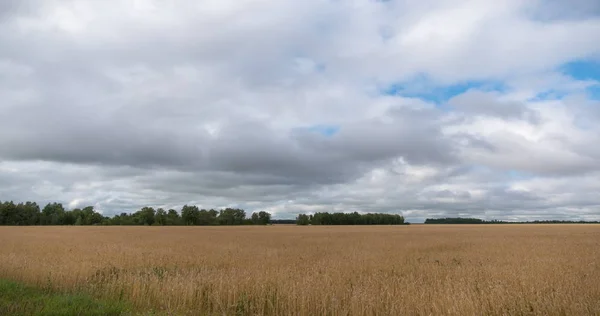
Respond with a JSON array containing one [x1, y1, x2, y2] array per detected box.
[[1, 0, 599, 222]]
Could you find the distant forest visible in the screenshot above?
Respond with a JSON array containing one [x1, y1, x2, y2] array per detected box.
[[0, 201, 271, 226], [0, 201, 407, 226], [296, 212, 406, 225], [424, 217, 600, 224], [5, 201, 593, 226]]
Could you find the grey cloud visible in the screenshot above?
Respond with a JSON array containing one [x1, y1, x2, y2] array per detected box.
[[529, 0, 600, 21], [0, 103, 456, 186], [293, 106, 458, 166], [0, 0, 37, 21], [0, 57, 458, 186], [434, 189, 472, 200], [0, 107, 208, 169], [454, 134, 498, 152], [463, 133, 599, 176], [448, 90, 540, 123]]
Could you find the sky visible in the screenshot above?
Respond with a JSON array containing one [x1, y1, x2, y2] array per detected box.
[[1, 0, 600, 222]]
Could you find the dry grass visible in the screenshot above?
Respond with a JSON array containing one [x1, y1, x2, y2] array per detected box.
[[1, 225, 599, 315]]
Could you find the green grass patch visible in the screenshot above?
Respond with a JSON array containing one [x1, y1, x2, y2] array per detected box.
[[0, 279, 132, 316]]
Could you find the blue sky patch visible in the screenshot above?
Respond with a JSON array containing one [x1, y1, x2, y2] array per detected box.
[[382, 76, 506, 104], [304, 124, 340, 137], [528, 89, 571, 101], [559, 60, 600, 100], [560, 60, 600, 81], [506, 170, 534, 180], [588, 86, 600, 100]]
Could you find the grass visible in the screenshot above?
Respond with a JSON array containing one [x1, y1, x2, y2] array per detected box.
[[0, 278, 130, 316], [0, 225, 599, 315]]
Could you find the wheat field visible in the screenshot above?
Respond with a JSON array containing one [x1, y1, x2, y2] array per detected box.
[[0, 225, 599, 315]]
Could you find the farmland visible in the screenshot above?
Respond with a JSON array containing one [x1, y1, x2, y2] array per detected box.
[[1, 225, 599, 315]]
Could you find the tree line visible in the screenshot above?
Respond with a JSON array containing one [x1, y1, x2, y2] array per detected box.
[[424, 217, 600, 224], [296, 212, 406, 225], [424, 217, 485, 224], [0, 201, 271, 226], [270, 219, 297, 224]]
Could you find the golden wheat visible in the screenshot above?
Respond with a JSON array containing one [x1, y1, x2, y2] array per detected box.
[[0, 225, 599, 315]]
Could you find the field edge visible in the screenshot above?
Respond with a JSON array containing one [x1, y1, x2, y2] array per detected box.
[[0, 278, 135, 316]]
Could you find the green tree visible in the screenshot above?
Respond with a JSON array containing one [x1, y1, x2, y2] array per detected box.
[[296, 214, 310, 225], [62, 211, 76, 225], [42, 203, 65, 225], [198, 209, 218, 225], [299, 212, 404, 225], [181, 205, 200, 225], [19, 202, 40, 225], [155, 208, 167, 225], [257, 211, 271, 225], [166, 209, 181, 225], [218, 208, 246, 225], [251, 213, 260, 225], [2, 201, 18, 225], [139, 207, 156, 226], [79, 206, 103, 225]]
